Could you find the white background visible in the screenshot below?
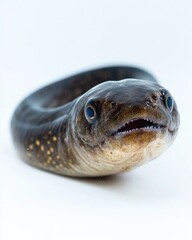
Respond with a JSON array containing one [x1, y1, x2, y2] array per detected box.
[[1, 0, 192, 239]]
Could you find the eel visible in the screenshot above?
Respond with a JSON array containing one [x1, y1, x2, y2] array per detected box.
[[11, 66, 180, 177]]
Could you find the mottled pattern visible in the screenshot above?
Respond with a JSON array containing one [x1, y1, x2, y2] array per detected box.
[[11, 66, 180, 177]]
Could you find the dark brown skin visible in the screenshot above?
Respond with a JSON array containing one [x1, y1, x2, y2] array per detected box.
[[11, 66, 180, 177]]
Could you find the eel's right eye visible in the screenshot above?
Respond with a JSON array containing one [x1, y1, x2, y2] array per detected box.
[[165, 95, 173, 112], [84, 104, 97, 123], [161, 90, 174, 113]]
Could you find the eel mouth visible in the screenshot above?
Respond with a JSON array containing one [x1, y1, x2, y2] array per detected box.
[[113, 118, 165, 137]]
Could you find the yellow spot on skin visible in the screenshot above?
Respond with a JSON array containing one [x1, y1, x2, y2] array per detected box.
[[29, 144, 34, 150], [68, 159, 73, 166], [56, 155, 60, 159], [40, 145, 45, 151], [27, 152, 31, 157], [47, 159, 51, 164], [35, 140, 40, 146], [50, 147, 54, 152], [47, 150, 51, 155], [48, 156, 52, 161], [59, 164, 63, 168], [47, 140, 50, 145], [53, 136, 57, 141], [52, 161, 56, 165]]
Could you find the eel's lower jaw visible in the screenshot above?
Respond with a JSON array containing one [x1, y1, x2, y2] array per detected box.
[[112, 118, 165, 137]]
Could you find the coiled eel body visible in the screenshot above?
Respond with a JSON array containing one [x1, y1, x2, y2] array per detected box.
[[11, 66, 180, 177]]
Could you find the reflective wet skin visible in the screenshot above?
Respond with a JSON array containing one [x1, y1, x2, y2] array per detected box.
[[11, 66, 180, 177]]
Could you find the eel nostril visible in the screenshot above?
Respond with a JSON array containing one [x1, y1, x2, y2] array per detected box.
[[145, 100, 152, 106], [111, 102, 116, 107], [151, 94, 158, 101]]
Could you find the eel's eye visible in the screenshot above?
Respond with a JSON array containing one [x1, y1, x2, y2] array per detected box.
[[85, 104, 97, 123], [162, 91, 173, 112], [165, 95, 173, 112]]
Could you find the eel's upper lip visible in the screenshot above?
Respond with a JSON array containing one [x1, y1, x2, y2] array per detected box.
[[112, 118, 165, 136]]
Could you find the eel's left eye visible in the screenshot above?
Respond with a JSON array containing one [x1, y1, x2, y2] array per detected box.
[[85, 104, 97, 123], [165, 94, 173, 112]]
